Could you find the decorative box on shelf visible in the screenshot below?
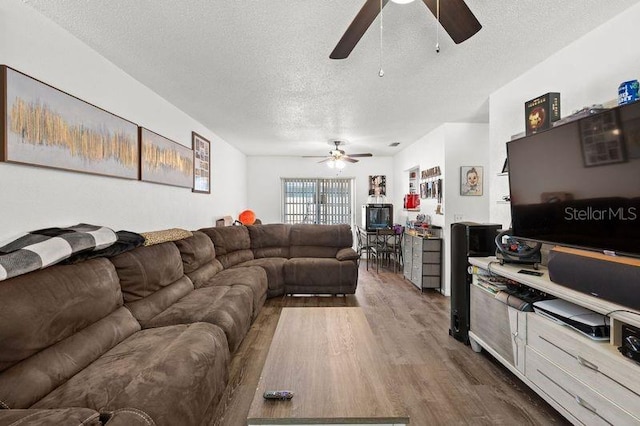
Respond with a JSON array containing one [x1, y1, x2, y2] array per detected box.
[[525, 92, 560, 135]]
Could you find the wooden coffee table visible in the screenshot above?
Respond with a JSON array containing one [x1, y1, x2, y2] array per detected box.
[[247, 307, 409, 425]]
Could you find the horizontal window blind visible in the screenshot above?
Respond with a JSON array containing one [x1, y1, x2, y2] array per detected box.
[[282, 178, 353, 226]]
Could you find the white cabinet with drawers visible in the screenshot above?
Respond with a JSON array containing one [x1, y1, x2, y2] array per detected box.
[[468, 257, 640, 425]]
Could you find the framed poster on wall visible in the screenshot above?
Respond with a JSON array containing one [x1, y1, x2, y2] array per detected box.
[[192, 132, 210, 194]]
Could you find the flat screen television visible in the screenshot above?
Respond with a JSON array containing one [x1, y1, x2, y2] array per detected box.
[[361, 204, 393, 231], [507, 100, 640, 258]]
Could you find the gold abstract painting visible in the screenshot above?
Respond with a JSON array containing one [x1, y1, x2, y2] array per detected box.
[[1, 66, 138, 179], [139, 128, 193, 188]]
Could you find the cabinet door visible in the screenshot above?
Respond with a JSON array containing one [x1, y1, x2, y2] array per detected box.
[[470, 284, 515, 366]]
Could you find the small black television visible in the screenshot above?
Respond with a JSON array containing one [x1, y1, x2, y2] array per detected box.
[[507, 100, 640, 258], [361, 204, 393, 231]]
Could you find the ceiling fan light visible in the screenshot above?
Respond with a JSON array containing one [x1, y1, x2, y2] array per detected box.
[[391, 0, 415, 4], [327, 159, 335, 168], [335, 159, 346, 169]]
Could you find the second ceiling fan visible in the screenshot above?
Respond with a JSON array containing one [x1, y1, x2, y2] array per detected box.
[[305, 141, 372, 168], [330, 0, 481, 60]]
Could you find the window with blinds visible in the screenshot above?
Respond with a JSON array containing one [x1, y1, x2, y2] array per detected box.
[[281, 178, 354, 226]]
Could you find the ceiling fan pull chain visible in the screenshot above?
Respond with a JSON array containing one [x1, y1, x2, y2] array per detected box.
[[378, 0, 384, 77], [435, 0, 440, 53]]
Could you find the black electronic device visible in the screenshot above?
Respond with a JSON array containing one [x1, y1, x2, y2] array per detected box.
[[506, 100, 640, 259], [263, 390, 294, 400], [619, 323, 640, 364], [494, 229, 542, 269], [450, 222, 502, 344], [548, 247, 640, 311], [518, 269, 544, 277], [361, 204, 393, 231]]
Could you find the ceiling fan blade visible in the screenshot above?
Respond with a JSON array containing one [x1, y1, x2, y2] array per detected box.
[[348, 153, 373, 158], [330, 0, 390, 59], [343, 157, 359, 163], [421, 0, 481, 44], [318, 158, 332, 163], [303, 155, 330, 158]]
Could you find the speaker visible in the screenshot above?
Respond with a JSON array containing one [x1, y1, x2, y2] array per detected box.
[[450, 222, 502, 343], [548, 246, 640, 311]]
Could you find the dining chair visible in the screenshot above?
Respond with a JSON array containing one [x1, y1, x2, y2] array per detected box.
[[357, 227, 375, 270], [371, 228, 401, 273]]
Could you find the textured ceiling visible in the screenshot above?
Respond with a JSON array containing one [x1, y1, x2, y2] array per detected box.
[[23, 0, 639, 157]]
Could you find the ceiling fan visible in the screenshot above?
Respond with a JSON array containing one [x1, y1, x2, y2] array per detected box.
[[330, 0, 481, 59], [304, 141, 372, 168]]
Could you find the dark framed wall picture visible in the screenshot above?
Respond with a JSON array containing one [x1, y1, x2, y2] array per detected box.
[[139, 128, 193, 188], [368, 175, 386, 196], [580, 110, 626, 167], [460, 166, 483, 196], [192, 132, 211, 194], [420, 182, 428, 199], [0, 66, 139, 179]]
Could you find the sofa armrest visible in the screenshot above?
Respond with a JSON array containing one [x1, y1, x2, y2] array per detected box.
[[336, 248, 359, 261], [0, 408, 101, 425]]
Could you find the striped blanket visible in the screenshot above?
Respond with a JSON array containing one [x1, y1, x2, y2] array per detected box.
[[0, 224, 117, 281]]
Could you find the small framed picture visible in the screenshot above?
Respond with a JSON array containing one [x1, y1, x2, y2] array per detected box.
[[192, 132, 211, 194], [460, 166, 483, 196], [580, 110, 626, 167], [420, 182, 427, 199]]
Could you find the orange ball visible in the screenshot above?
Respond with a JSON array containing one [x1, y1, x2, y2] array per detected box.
[[238, 209, 256, 225]]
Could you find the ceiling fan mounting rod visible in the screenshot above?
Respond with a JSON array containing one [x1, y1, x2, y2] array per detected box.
[[379, 0, 384, 77]]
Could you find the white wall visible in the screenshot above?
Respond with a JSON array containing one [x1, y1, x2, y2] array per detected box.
[[247, 156, 394, 225], [489, 3, 640, 228], [0, 1, 247, 242], [393, 123, 490, 295]]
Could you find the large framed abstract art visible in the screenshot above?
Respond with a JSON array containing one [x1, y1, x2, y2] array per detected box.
[[0, 66, 139, 179], [139, 127, 193, 188]]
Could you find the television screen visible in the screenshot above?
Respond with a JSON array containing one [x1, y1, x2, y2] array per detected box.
[[362, 204, 393, 231], [507, 101, 640, 258]]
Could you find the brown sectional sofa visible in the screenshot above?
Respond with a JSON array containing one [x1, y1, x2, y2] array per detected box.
[[0, 224, 358, 426]]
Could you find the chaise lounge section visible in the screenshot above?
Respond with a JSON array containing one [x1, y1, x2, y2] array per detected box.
[[0, 223, 359, 425]]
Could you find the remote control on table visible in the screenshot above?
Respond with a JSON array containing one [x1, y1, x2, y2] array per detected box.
[[263, 390, 294, 400]]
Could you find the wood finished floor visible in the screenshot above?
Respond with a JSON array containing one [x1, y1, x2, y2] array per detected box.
[[212, 263, 571, 426]]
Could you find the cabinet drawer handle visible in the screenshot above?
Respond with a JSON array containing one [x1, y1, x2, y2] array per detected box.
[[575, 395, 597, 414], [577, 356, 599, 372]]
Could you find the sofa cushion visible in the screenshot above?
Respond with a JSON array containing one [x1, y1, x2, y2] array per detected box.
[[289, 224, 353, 258], [32, 322, 229, 426], [140, 228, 192, 246], [0, 258, 126, 373], [110, 242, 195, 323], [236, 258, 286, 298], [248, 224, 290, 259], [174, 231, 223, 289], [284, 257, 358, 294], [138, 285, 254, 353], [0, 307, 140, 409], [0, 257, 141, 409], [202, 266, 269, 318], [199, 226, 254, 268]]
